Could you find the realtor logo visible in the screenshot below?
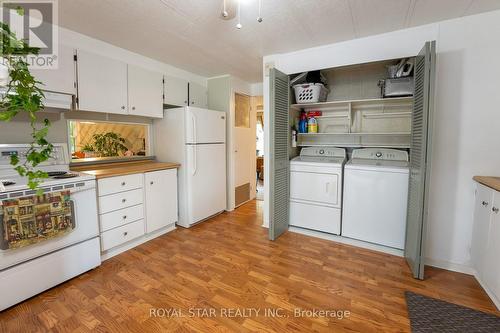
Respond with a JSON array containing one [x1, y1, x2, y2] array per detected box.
[[1, 0, 58, 69]]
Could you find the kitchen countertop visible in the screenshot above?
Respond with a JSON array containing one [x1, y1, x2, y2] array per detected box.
[[71, 160, 180, 179], [473, 176, 500, 192]]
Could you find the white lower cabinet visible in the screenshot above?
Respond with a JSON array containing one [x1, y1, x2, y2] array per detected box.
[[101, 220, 145, 252], [471, 183, 500, 309], [96, 169, 178, 256], [145, 169, 178, 233]]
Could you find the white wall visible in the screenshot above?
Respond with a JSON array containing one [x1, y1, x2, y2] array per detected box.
[[262, 9, 500, 273]]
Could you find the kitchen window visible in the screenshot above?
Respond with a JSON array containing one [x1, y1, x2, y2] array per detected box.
[[68, 120, 151, 162]]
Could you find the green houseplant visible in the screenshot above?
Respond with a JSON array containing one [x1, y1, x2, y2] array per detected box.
[[92, 132, 128, 157], [0, 21, 52, 191]]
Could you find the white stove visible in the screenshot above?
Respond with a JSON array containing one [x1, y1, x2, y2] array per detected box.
[[0, 143, 101, 311], [0, 144, 94, 193]]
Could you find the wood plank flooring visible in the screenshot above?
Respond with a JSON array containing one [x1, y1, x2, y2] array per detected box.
[[1, 200, 498, 332]]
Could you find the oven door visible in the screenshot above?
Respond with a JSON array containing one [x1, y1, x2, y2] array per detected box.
[[0, 180, 99, 271]]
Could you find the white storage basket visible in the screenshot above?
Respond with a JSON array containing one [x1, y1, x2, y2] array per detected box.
[[293, 83, 329, 104]]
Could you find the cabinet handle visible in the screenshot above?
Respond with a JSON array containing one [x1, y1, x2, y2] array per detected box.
[[123, 232, 128, 236], [482, 201, 489, 206], [184, 100, 188, 105], [123, 215, 127, 219], [132, 106, 136, 110], [493, 207, 499, 214], [121, 182, 126, 186], [122, 198, 127, 203], [121, 106, 126, 110], [150, 181, 154, 185]]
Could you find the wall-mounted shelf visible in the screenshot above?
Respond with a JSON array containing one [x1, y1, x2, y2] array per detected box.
[[291, 96, 413, 111], [297, 132, 411, 148]]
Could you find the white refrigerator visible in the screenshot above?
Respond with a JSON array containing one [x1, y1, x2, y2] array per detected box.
[[154, 107, 227, 228]]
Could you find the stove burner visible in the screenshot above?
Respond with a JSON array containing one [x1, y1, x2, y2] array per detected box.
[[47, 171, 68, 177], [1, 181, 16, 186], [51, 173, 79, 179]]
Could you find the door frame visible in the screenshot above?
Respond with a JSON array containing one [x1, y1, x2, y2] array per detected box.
[[227, 91, 257, 211]]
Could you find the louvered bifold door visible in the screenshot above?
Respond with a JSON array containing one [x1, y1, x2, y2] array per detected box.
[[269, 68, 290, 240], [405, 41, 436, 279]]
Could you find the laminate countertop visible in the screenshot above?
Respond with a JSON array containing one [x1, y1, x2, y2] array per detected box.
[[473, 176, 500, 192], [71, 160, 180, 179]]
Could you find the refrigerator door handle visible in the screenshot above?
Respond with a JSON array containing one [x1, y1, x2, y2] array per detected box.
[[192, 145, 197, 176], [190, 111, 198, 144]]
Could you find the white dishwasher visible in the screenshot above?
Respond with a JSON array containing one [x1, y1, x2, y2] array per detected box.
[[342, 148, 409, 249], [290, 147, 346, 234]]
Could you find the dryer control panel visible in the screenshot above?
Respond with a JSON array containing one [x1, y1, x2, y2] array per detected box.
[[300, 147, 346, 158]]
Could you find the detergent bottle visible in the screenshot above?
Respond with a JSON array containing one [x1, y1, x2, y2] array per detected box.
[[307, 116, 318, 133], [298, 111, 308, 133]]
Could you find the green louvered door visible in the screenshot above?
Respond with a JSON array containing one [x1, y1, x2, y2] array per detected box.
[[405, 41, 436, 279], [269, 68, 290, 241]]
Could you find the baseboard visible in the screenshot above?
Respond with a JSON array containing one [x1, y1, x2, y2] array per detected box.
[[424, 257, 474, 275], [472, 269, 500, 311], [176, 211, 225, 228], [101, 223, 176, 261], [289, 226, 404, 257]]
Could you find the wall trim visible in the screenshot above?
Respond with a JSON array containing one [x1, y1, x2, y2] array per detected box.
[[424, 257, 474, 275]]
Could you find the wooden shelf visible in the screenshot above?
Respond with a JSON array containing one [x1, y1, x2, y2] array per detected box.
[[291, 96, 413, 110]]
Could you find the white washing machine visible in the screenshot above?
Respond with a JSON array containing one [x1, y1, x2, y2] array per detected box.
[[342, 148, 409, 249], [290, 147, 346, 234]]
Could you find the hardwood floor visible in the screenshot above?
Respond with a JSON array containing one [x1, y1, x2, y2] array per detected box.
[[1, 200, 498, 332]]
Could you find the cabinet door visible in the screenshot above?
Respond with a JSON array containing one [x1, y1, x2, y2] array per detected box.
[[30, 44, 76, 94], [484, 191, 500, 300], [164, 75, 188, 107], [189, 82, 208, 108], [76, 50, 128, 114], [145, 169, 178, 233], [471, 184, 494, 274], [128, 65, 164, 118]]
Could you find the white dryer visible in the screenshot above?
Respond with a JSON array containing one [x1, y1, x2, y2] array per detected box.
[[342, 148, 409, 249], [290, 147, 346, 234]]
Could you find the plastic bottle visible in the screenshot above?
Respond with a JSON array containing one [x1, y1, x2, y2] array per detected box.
[[298, 111, 307, 133], [307, 116, 318, 133]]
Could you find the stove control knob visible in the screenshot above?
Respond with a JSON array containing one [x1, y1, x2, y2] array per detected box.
[[319, 149, 325, 155], [376, 152, 383, 158]]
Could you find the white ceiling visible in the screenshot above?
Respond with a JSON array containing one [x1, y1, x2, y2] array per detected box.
[[59, 0, 500, 83]]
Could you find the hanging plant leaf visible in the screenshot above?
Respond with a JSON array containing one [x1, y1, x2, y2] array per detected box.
[[1, 22, 52, 190]]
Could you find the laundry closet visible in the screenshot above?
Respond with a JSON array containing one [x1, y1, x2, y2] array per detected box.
[[268, 41, 436, 279]]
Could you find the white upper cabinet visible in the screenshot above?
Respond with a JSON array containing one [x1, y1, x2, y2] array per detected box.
[[189, 82, 208, 108], [128, 65, 164, 118], [30, 44, 76, 95], [76, 50, 128, 114], [164, 75, 188, 107]]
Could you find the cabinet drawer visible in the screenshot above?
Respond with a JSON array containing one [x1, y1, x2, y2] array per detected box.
[[98, 188, 143, 214], [98, 174, 143, 196], [101, 219, 145, 252], [100, 204, 144, 232]]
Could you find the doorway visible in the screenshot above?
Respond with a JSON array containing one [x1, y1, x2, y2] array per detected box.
[[254, 96, 264, 201], [233, 93, 256, 208]]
